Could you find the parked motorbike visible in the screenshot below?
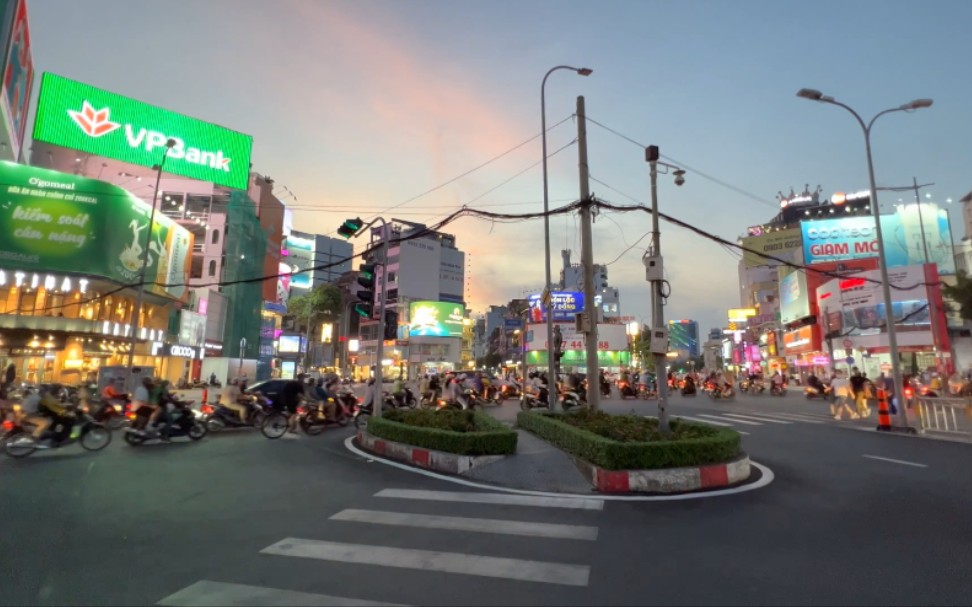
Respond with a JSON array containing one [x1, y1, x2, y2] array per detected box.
[[2, 405, 112, 458], [124, 398, 206, 445]]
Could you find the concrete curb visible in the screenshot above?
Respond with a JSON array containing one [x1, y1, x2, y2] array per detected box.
[[574, 453, 752, 494], [355, 430, 508, 475]]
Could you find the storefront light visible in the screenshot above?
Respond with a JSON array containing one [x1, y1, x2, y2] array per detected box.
[[14, 271, 24, 287], [79, 279, 88, 294], [44, 275, 55, 290], [30, 273, 38, 289]]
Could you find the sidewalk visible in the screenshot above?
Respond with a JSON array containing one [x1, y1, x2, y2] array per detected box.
[[466, 404, 595, 494]]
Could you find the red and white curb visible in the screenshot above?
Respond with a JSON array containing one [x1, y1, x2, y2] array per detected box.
[[579, 454, 751, 494], [355, 431, 506, 475], [344, 437, 774, 502]]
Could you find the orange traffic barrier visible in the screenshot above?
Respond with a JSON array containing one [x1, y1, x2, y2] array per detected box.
[[202, 387, 208, 405], [876, 388, 892, 431]]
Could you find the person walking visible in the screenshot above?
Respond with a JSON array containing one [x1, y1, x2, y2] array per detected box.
[[850, 367, 869, 418], [830, 371, 858, 420]]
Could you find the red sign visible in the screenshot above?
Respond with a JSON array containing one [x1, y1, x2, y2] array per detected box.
[[782, 325, 819, 355]]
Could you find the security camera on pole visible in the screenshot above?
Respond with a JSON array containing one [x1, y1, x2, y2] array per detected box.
[[644, 145, 685, 435]]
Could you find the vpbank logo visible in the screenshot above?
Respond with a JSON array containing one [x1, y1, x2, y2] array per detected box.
[[65, 100, 232, 173], [67, 100, 120, 138]]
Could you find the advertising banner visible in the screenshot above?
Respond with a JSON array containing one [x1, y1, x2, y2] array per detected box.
[[0, 161, 193, 299], [0, 0, 31, 161], [33, 73, 253, 190], [408, 301, 466, 337], [525, 323, 627, 352], [740, 228, 803, 267], [801, 210, 955, 274], [782, 325, 819, 355], [527, 291, 584, 322], [815, 265, 934, 338], [778, 266, 811, 324]]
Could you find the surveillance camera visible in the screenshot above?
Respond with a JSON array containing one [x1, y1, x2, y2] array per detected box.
[[673, 169, 686, 187]]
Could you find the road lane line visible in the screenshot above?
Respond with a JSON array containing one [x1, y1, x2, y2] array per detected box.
[[374, 488, 604, 511], [722, 413, 793, 425], [861, 454, 928, 468], [674, 415, 733, 427], [330, 509, 598, 540], [746, 411, 825, 424], [697, 414, 762, 426], [260, 538, 591, 586], [157, 580, 406, 606]]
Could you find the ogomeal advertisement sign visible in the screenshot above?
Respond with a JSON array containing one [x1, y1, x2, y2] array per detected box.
[[0, 161, 193, 299], [32, 73, 253, 190], [740, 227, 803, 267], [527, 291, 584, 322]]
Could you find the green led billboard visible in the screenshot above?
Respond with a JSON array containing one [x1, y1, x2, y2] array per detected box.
[[408, 301, 466, 337], [32, 72, 253, 190], [0, 161, 193, 299]]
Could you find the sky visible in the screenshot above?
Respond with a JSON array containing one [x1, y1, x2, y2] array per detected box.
[[27, 0, 972, 333]]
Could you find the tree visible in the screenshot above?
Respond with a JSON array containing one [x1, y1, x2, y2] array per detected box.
[[942, 270, 972, 322], [288, 283, 344, 371]]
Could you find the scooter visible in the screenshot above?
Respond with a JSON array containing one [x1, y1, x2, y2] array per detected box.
[[618, 381, 637, 400], [201, 394, 271, 432], [680, 378, 697, 397], [770, 383, 787, 397], [298, 397, 353, 435], [519, 385, 549, 411], [708, 384, 735, 400], [124, 399, 207, 445], [804, 385, 832, 400], [2, 406, 112, 458]]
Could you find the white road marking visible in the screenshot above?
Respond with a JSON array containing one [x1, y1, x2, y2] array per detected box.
[[861, 454, 928, 468], [697, 414, 762, 426], [723, 413, 793, 425], [330, 508, 598, 540], [374, 488, 604, 511], [745, 411, 825, 424], [260, 538, 591, 587], [157, 580, 406, 606], [674, 415, 733, 427]]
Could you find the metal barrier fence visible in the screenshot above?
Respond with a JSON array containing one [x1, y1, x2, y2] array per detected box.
[[916, 397, 972, 441]]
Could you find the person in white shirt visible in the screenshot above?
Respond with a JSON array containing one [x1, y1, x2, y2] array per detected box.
[[220, 380, 246, 422], [829, 371, 858, 420]]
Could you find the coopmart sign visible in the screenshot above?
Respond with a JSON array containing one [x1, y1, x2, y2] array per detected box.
[[32, 73, 252, 190]]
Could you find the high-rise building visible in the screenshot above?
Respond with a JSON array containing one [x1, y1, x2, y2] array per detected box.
[[560, 249, 620, 320], [668, 319, 699, 359], [282, 230, 353, 297]]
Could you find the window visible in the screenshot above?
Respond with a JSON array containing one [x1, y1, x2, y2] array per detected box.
[[209, 260, 217, 277], [388, 271, 396, 283], [211, 229, 219, 245]]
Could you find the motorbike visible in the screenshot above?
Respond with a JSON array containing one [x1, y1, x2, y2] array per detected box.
[[89, 396, 132, 429], [297, 396, 354, 435], [201, 394, 271, 432], [708, 384, 735, 400], [770, 383, 787, 397], [618, 381, 637, 400], [680, 378, 697, 397], [124, 398, 207, 445], [600, 380, 611, 397], [804, 385, 832, 400], [2, 404, 112, 458], [519, 384, 549, 411]]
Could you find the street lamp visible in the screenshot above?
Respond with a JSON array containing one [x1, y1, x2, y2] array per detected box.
[[541, 64, 591, 409], [124, 138, 176, 388], [796, 88, 932, 431]]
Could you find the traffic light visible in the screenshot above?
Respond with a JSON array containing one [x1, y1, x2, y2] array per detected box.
[[337, 217, 364, 239], [383, 310, 399, 340], [354, 263, 375, 318]]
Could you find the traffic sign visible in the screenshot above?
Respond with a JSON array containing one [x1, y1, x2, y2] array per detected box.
[[845, 356, 854, 365], [842, 339, 853, 349]]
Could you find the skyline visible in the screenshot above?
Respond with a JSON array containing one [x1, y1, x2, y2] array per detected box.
[[26, 0, 972, 332]]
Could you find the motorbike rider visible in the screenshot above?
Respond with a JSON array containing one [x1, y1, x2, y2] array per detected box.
[[391, 375, 406, 408], [101, 377, 126, 404], [806, 373, 825, 395], [220, 379, 246, 423], [19, 385, 63, 439], [314, 376, 339, 422], [771, 371, 785, 392]]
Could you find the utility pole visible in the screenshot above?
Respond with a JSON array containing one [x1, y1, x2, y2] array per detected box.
[[373, 222, 390, 417], [576, 96, 600, 410]]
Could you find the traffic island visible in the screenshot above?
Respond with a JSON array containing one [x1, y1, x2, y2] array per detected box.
[[355, 409, 518, 475], [516, 410, 750, 494]]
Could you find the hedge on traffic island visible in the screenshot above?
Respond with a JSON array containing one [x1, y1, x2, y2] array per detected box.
[[516, 409, 741, 470], [367, 409, 517, 456]]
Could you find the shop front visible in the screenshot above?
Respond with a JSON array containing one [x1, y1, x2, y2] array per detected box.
[[150, 341, 204, 385], [782, 325, 824, 380]]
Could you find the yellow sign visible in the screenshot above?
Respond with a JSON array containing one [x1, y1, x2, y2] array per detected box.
[[740, 228, 803, 267], [727, 308, 757, 323], [728, 322, 737, 331]]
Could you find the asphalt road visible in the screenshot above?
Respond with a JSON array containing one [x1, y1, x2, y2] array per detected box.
[[1, 391, 970, 606]]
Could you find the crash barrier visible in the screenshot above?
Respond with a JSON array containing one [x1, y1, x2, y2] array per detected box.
[[916, 397, 972, 441]]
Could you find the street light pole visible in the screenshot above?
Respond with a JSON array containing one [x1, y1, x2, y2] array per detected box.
[[541, 65, 591, 410], [797, 89, 932, 432], [124, 138, 175, 388]]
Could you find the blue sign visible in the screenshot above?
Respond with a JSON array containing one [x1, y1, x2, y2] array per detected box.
[[801, 210, 955, 274], [527, 291, 584, 322], [845, 356, 854, 365], [504, 318, 523, 330]]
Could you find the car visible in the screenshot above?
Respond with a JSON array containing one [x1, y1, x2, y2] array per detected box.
[[244, 379, 291, 409]]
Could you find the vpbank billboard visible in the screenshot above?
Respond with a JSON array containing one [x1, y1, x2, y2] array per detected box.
[[32, 72, 252, 190]]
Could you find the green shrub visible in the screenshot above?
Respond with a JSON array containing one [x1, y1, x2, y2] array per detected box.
[[517, 411, 741, 470], [368, 410, 517, 456]]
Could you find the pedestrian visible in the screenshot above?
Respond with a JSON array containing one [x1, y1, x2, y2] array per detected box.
[[849, 367, 869, 418], [830, 371, 858, 420]]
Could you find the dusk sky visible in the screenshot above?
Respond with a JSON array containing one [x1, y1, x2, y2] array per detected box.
[[28, 0, 972, 333]]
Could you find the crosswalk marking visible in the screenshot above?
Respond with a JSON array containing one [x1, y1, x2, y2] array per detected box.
[[675, 415, 733, 427], [374, 488, 604, 511], [722, 413, 793, 425], [330, 508, 598, 541], [157, 580, 406, 606], [260, 538, 591, 587], [697, 413, 762, 426], [745, 411, 826, 424]]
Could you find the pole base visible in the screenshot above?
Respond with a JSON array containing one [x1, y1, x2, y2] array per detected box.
[[877, 424, 918, 435]]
